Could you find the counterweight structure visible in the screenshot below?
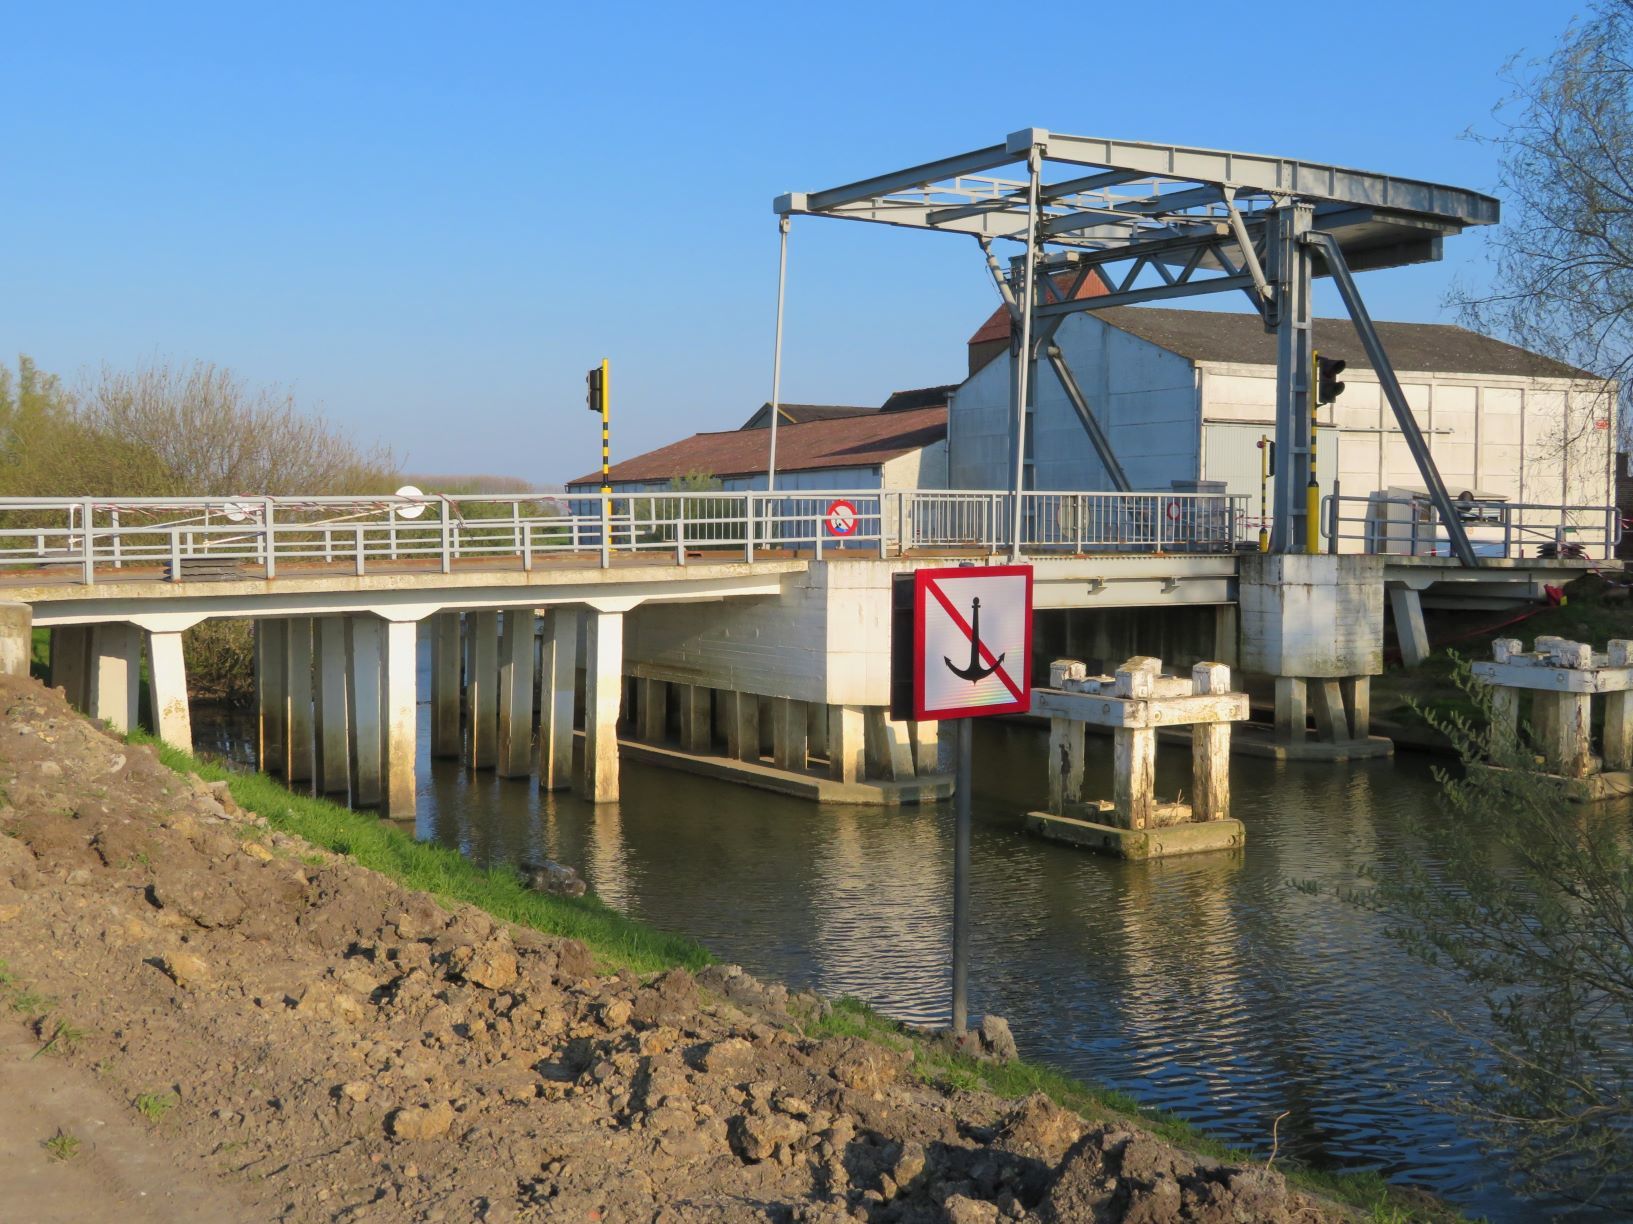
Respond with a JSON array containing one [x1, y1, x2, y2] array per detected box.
[[774, 128, 1499, 564]]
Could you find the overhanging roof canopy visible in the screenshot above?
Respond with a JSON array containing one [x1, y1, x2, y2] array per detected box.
[[776, 127, 1499, 294]]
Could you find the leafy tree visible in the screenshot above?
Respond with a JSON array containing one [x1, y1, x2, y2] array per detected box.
[[1327, 657, 1633, 1210], [1451, 2, 1633, 451]]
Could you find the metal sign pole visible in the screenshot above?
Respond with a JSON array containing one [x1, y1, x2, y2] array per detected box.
[[767, 215, 790, 498], [952, 715, 973, 1034]]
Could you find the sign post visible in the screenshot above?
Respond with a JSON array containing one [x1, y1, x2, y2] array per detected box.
[[896, 564, 1033, 1034]]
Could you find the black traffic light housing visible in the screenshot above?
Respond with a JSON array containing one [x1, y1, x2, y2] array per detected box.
[[586, 365, 605, 414], [1316, 355, 1347, 405]]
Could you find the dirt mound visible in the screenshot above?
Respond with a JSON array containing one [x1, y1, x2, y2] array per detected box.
[[0, 675, 1346, 1222]]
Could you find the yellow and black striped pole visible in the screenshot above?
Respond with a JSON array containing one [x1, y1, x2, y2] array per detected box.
[[1306, 350, 1320, 554], [592, 358, 611, 494]]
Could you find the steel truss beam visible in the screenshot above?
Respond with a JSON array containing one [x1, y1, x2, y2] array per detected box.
[[777, 127, 1498, 563]]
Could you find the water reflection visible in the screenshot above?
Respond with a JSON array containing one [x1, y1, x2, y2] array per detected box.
[[195, 686, 1594, 1222]]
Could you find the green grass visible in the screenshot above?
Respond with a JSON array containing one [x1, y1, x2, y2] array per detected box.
[[127, 733, 710, 975], [43, 1130, 80, 1161], [127, 734, 1470, 1222], [134, 1090, 178, 1122]]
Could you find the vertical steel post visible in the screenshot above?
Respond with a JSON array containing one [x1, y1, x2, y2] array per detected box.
[[952, 716, 973, 1035], [1009, 147, 1042, 562], [1268, 204, 1314, 553], [767, 215, 790, 498], [599, 358, 611, 495]]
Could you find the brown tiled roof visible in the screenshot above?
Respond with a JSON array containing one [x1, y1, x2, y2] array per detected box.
[[880, 384, 958, 412], [1093, 306, 1600, 380], [567, 406, 947, 487], [967, 270, 1110, 346], [739, 402, 875, 429]]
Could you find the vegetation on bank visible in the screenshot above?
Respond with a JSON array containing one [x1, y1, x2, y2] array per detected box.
[[128, 731, 1467, 1222]]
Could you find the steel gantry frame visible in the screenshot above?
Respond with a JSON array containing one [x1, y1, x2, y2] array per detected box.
[[771, 127, 1500, 564]]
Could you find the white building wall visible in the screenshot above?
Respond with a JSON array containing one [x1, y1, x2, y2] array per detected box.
[[948, 314, 1200, 491], [1199, 364, 1616, 548]]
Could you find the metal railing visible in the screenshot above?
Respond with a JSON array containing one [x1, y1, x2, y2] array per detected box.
[[1322, 490, 1621, 560], [0, 488, 1252, 585]]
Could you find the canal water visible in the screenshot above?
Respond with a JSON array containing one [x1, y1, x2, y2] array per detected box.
[[193, 674, 1607, 1222]]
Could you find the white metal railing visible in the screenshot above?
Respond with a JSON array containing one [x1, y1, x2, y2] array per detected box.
[[0, 488, 1252, 585], [1322, 490, 1621, 560]]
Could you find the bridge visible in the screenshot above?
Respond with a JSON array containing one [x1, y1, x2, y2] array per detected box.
[[0, 487, 1605, 819]]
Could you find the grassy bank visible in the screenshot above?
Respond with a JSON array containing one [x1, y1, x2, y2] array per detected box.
[[131, 732, 1466, 1223]]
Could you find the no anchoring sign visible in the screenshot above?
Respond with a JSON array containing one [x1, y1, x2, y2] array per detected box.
[[825, 499, 858, 536], [913, 565, 1033, 720]]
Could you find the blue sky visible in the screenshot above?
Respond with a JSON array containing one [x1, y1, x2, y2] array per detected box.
[[1, 1, 1586, 484]]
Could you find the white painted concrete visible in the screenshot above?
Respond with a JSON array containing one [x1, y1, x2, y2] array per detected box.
[[382, 619, 418, 819], [146, 629, 192, 752], [498, 610, 535, 778], [315, 617, 349, 793], [579, 610, 624, 803], [542, 608, 579, 791], [345, 616, 383, 808], [90, 622, 140, 735]]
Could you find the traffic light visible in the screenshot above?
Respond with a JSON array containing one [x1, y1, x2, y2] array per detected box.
[[1317, 355, 1347, 405], [586, 362, 608, 414]]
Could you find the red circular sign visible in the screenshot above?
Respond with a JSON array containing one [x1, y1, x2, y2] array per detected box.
[[1165, 499, 1183, 522], [825, 499, 858, 536]]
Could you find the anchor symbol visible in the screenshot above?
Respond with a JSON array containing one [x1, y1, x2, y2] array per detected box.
[[945, 596, 1005, 683]]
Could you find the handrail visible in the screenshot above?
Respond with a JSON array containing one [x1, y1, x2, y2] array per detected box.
[[1321, 492, 1620, 560], [0, 488, 1297, 586]]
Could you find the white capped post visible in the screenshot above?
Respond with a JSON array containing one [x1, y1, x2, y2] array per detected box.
[[1009, 145, 1041, 563], [766, 214, 790, 501]]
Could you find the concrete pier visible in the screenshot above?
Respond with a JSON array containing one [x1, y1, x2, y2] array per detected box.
[[146, 629, 193, 752], [285, 617, 315, 784], [315, 617, 349, 793], [90, 622, 141, 735], [429, 611, 461, 759], [466, 610, 499, 771], [255, 620, 287, 774], [827, 705, 865, 783], [542, 608, 578, 791], [1474, 636, 1633, 800], [1027, 656, 1248, 859], [0, 601, 30, 678], [382, 619, 418, 818], [578, 610, 623, 802], [49, 626, 91, 708], [498, 610, 535, 778], [345, 616, 383, 808]]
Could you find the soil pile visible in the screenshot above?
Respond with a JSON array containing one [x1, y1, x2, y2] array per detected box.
[[0, 675, 1345, 1222]]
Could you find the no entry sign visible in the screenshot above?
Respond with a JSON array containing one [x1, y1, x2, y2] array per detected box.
[[825, 499, 858, 536], [912, 565, 1033, 720]]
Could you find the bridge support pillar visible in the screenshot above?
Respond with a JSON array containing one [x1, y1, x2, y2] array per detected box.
[[466, 610, 500, 770], [429, 612, 461, 759], [1387, 584, 1431, 667], [1048, 716, 1086, 814], [50, 626, 92, 710], [0, 601, 29, 679], [806, 702, 829, 762], [498, 611, 536, 778], [577, 609, 623, 803], [315, 617, 349, 793], [90, 622, 141, 735], [827, 705, 865, 783], [864, 709, 913, 781], [1342, 676, 1371, 740], [542, 608, 579, 791], [771, 698, 806, 772], [382, 619, 418, 819], [345, 616, 383, 808], [255, 620, 287, 774], [285, 617, 315, 784], [725, 691, 759, 762], [146, 630, 192, 753], [640, 678, 668, 743], [679, 685, 711, 754], [909, 720, 941, 776], [1274, 677, 1307, 744]]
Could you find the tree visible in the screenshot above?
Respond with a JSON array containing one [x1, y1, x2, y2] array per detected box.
[[1328, 659, 1633, 1209], [1451, 2, 1633, 457], [76, 360, 397, 495]]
